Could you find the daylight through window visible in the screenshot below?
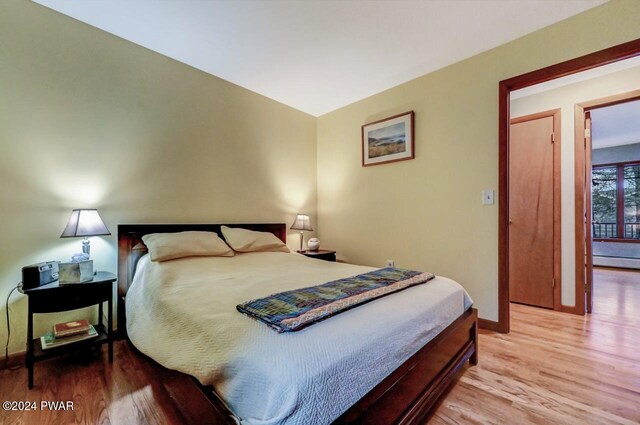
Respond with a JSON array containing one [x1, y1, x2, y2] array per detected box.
[[592, 162, 640, 240]]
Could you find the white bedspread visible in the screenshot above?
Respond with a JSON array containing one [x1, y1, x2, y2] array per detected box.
[[126, 252, 473, 425]]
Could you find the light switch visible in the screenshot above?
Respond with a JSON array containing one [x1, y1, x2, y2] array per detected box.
[[482, 189, 494, 205]]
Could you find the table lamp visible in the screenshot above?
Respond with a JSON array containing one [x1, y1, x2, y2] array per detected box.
[[290, 214, 313, 252], [60, 209, 111, 259]]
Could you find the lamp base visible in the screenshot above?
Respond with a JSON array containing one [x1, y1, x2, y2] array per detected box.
[[82, 237, 91, 258], [71, 253, 90, 262]]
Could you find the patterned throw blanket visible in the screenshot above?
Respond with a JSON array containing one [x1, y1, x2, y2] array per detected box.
[[237, 267, 435, 332]]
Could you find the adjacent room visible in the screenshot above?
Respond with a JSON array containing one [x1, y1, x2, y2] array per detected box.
[[1, 1, 639, 424]]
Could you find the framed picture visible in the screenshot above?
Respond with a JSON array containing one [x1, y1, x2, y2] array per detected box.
[[362, 111, 414, 166]]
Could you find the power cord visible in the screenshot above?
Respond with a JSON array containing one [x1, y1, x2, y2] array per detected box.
[[4, 284, 21, 371]]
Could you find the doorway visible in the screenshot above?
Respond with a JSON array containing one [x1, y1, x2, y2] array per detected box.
[[577, 94, 640, 313], [496, 38, 640, 333], [509, 110, 561, 309]]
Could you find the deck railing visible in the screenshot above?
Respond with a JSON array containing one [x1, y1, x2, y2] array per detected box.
[[592, 222, 640, 239]]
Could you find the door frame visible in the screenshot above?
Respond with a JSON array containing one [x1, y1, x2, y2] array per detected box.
[[584, 111, 593, 314], [497, 38, 640, 333], [509, 109, 562, 311], [575, 89, 640, 314]]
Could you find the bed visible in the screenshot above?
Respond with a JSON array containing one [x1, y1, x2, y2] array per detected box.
[[117, 223, 478, 425]]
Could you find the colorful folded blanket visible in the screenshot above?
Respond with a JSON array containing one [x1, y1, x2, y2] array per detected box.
[[237, 267, 435, 332]]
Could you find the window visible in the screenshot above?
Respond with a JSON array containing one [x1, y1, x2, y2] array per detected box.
[[624, 164, 640, 238], [592, 162, 640, 241], [592, 167, 617, 238]]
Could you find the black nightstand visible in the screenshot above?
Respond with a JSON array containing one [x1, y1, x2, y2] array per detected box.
[[20, 271, 116, 389], [301, 249, 336, 262]]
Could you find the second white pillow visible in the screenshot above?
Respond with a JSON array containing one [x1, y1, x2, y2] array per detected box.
[[221, 226, 290, 253]]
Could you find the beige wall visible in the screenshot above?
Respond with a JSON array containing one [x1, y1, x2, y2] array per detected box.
[[511, 64, 640, 307], [0, 1, 317, 355], [317, 0, 640, 322]]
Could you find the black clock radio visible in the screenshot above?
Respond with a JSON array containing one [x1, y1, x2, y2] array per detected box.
[[22, 261, 60, 290]]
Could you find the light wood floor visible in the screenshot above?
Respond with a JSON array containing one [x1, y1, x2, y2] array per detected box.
[[431, 267, 640, 424], [1, 267, 639, 424]]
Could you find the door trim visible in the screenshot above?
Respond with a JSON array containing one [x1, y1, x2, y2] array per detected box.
[[510, 109, 562, 311], [585, 111, 593, 314], [497, 38, 640, 333], [575, 89, 640, 315]]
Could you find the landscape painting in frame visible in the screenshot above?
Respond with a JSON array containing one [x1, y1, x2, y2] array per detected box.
[[362, 111, 415, 166]]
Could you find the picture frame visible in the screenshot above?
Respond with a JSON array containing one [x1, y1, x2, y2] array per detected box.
[[362, 111, 414, 166]]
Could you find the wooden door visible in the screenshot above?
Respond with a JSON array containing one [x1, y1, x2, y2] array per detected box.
[[585, 112, 594, 313], [509, 112, 559, 309]]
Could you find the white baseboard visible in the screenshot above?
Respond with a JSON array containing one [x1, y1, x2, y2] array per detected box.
[[593, 256, 640, 269]]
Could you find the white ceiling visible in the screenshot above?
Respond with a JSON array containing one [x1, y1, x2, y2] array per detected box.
[[33, 0, 606, 116], [591, 100, 640, 149]]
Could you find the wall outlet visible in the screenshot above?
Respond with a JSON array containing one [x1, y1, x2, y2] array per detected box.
[[387, 260, 395, 267]]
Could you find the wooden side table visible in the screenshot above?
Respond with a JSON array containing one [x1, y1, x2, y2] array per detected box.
[[20, 271, 116, 389], [301, 249, 337, 262]]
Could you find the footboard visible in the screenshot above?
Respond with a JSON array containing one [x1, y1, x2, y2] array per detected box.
[[334, 307, 478, 425]]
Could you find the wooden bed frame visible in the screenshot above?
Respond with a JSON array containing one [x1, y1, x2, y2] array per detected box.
[[117, 223, 478, 425]]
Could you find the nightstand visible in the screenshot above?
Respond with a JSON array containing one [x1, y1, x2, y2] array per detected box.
[[20, 271, 116, 389], [301, 249, 336, 262]]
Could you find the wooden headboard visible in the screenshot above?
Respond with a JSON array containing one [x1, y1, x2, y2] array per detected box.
[[118, 223, 286, 297]]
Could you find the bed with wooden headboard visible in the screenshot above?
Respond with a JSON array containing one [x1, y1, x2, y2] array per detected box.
[[117, 223, 477, 425]]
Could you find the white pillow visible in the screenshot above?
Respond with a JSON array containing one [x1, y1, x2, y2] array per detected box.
[[142, 231, 234, 262], [221, 226, 289, 253]]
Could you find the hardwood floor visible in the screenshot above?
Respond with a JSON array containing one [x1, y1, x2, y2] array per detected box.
[[430, 267, 640, 424], [1, 267, 638, 424], [0, 342, 189, 425]]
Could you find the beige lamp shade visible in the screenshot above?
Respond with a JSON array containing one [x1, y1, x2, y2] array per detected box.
[[60, 209, 111, 238], [290, 214, 313, 231]]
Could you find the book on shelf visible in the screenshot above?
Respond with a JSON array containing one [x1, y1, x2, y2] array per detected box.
[[40, 325, 98, 350], [54, 319, 91, 338]]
